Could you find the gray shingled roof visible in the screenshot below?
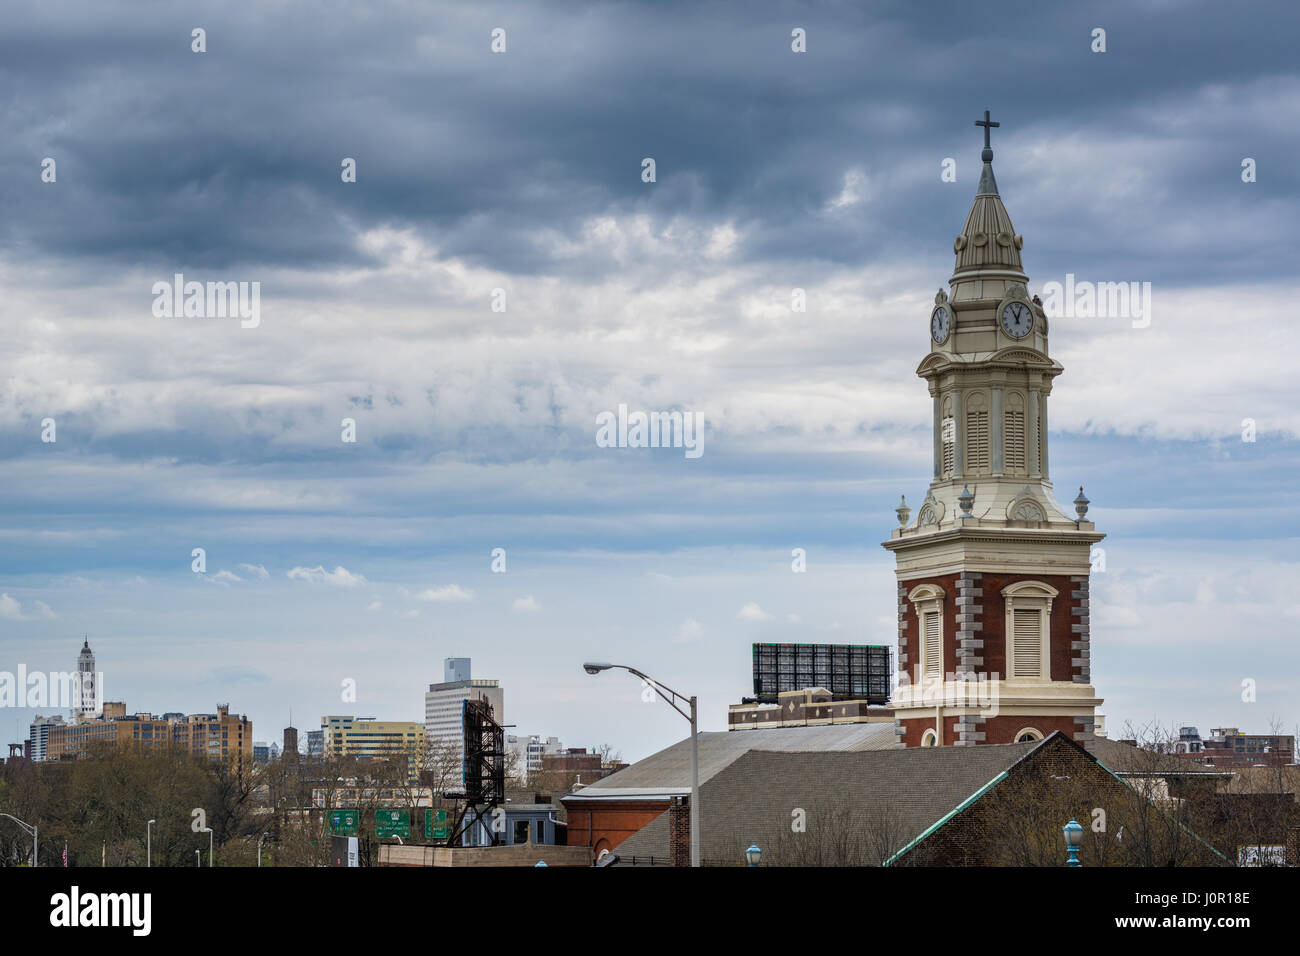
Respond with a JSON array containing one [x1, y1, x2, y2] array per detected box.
[[569, 723, 897, 799], [612, 737, 1047, 865], [1092, 737, 1224, 775]]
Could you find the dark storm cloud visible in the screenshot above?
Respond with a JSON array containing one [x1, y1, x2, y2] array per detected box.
[[1, 0, 1297, 283]]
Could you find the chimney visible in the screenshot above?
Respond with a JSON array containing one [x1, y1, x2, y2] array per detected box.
[[668, 795, 691, 867]]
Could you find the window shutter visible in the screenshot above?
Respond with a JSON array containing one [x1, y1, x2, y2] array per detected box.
[[1005, 411, 1025, 471], [941, 418, 954, 476], [965, 411, 989, 472], [923, 610, 941, 677], [1012, 608, 1042, 678]]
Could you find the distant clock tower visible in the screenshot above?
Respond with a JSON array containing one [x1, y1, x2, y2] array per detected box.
[[883, 112, 1103, 751]]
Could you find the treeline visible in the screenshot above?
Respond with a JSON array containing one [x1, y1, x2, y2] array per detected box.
[[0, 743, 259, 867]]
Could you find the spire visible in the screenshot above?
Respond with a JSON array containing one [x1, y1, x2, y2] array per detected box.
[[952, 109, 1025, 283], [974, 109, 999, 196]]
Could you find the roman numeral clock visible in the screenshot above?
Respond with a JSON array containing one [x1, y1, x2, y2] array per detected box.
[[883, 112, 1104, 750]]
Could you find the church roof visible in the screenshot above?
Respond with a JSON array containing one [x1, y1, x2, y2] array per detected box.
[[563, 723, 896, 800], [609, 735, 1051, 865]]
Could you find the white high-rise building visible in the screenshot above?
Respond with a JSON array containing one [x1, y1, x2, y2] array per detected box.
[[424, 658, 503, 773], [28, 714, 67, 762], [506, 734, 564, 779], [76, 639, 99, 720]]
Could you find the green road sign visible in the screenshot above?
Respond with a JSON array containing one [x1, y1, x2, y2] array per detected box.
[[328, 809, 359, 836], [425, 808, 449, 840], [375, 808, 410, 839]]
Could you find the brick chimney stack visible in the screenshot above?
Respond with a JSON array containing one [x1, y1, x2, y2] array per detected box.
[[668, 795, 691, 867]]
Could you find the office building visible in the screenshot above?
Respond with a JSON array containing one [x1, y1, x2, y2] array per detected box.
[[27, 714, 67, 762], [321, 715, 425, 780], [424, 658, 503, 769], [506, 734, 563, 779]]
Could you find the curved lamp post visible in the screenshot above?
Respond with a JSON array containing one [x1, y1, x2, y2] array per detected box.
[[0, 812, 37, 868], [1063, 818, 1084, 867], [583, 662, 700, 867], [200, 826, 213, 867]]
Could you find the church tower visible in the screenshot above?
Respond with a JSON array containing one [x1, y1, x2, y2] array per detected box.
[[882, 112, 1103, 751]]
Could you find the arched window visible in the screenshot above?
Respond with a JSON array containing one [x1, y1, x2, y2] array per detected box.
[[921, 729, 939, 747], [908, 584, 946, 680], [1002, 581, 1058, 680], [1015, 728, 1044, 742]]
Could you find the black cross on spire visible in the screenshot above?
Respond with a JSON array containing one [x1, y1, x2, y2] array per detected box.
[[975, 109, 999, 161]]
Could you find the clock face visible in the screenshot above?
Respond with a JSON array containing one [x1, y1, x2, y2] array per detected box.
[[1001, 300, 1033, 338], [930, 306, 951, 343]]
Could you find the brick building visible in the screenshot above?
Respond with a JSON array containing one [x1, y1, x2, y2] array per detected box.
[[47, 702, 252, 776], [882, 115, 1101, 751], [1170, 726, 1296, 768]]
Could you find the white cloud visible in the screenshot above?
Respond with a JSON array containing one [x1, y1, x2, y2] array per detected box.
[[737, 602, 773, 622], [414, 584, 474, 602], [238, 563, 270, 580], [512, 595, 541, 612], [210, 569, 244, 585], [0, 594, 55, 620], [366, 599, 383, 612], [673, 618, 704, 643], [287, 565, 368, 588], [0, 594, 24, 620]]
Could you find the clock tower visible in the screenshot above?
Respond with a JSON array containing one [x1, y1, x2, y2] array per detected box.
[[883, 112, 1103, 751]]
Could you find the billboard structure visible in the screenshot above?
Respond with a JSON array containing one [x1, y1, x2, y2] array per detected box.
[[751, 643, 891, 704], [444, 697, 506, 847]]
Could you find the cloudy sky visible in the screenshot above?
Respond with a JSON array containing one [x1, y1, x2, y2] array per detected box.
[[1, 0, 1297, 762]]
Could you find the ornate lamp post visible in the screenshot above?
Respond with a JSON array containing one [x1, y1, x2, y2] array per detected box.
[[1063, 818, 1084, 867]]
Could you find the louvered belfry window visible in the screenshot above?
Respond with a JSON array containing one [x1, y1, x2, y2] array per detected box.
[[941, 417, 955, 477], [966, 410, 989, 473], [923, 610, 942, 677], [1005, 410, 1026, 471], [1012, 608, 1042, 678]]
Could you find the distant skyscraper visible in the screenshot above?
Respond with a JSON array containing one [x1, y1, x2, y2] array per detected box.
[[424, 658, 503, 774], [444, 657, 471, 683], [306, 729, 324, 757], [75, 639, 98, 720]]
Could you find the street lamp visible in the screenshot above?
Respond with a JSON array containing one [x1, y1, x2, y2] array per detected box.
[[0, 812, 37, 868], [1063, 818, 1084, 867], [583, 661, 700, 868], [745, 843, 762, 867], [257, 832, 269, 868], [147, 819, 156, 867], [200, 826, 213, 867], [195, 849, 201, 867]]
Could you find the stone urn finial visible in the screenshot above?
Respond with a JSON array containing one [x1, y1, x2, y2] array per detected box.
[[895, 495, 911, 527], [958, 484, 975, 517], [1074, 486, 1090, 521]]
